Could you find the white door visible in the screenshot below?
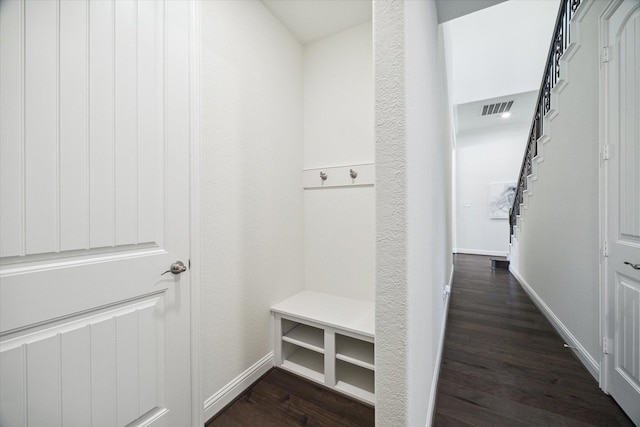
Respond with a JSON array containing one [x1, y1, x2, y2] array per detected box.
[[0, 1, 194, 426], [603, 0, 640, 424]]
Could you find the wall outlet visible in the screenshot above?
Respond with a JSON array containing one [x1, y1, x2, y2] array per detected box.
[[442, 283, 451, 299]]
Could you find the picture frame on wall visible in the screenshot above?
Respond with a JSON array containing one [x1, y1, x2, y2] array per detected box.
[[489, 182, 516, 219]]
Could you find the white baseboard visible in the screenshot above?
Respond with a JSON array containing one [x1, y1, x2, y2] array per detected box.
[[425, 264, 454, 427], [454, 248, 507, 257], [509, 266, 599, 381], [203, 352, 274, 422]]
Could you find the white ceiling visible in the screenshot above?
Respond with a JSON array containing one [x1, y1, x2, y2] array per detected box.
[[261, 0, 372, 45], [261, 0, 507, 45], [435, 0, 507, 23], [260, 0, 537, 137], [453, 90, 538, 136]]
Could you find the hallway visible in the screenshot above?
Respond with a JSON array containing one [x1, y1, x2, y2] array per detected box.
[[434, 254, 633, 426]]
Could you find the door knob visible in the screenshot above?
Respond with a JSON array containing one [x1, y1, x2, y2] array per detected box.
[[624, 261, 640, 270], [162, 260, 187, 275]]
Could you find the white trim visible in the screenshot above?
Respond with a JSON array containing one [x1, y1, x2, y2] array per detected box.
[[425, 264, 454, 427], [203, 353, 275, 423], [454, 248, 507, 257], [1, 295, 160, 352], [597, 0, 626, 395], [0, 246, 165, 277], [188, 0, 202, 425], [509, 266, 600, 381], [131, 407, 170, 427]]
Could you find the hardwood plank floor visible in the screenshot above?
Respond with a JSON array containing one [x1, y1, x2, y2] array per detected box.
[[207, 254, 632, 426], [434, 254, 634, 426], [205, 368, 375, 426]]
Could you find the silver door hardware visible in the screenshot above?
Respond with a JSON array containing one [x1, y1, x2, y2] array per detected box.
[[350, 169, 358, 179], [320, 171, 327, 181], [623, 261, 640, 270], [162, 260, 187, 275]]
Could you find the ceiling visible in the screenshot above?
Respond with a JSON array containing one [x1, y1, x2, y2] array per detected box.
[[435, 0, 507, 23], [261, 0, 532, 136], [453, 90, 538, 136], [261, 0, 505, 45], [262, 0, 372, 45]]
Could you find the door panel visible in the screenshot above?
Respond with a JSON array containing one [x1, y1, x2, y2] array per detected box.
[[0, 0, 23, 257], [605, 1, 640, 424], [59, 0, 90, 252], [617, 5, 640, 242], [0, 1, 192, 426], [615, 275, 640, 385]]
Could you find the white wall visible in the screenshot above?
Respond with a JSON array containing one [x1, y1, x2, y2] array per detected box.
[[375, 0, 453, 424], [303, 21, 373, 168], [443, 0, 560, 105], [512, 0, 606, 373], [455, 124, 529, 255], [200, 0, 305, 400], [303, 21, 375, 301]]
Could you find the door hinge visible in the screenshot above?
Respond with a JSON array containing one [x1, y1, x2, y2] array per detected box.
[[602, 144, 610, 160], [602, 241, 609, 257], [602, 46, 610, 63], [602, 337, 609, 354]]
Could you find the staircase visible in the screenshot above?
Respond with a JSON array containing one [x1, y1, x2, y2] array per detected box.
[[509, 0, 585, 244]]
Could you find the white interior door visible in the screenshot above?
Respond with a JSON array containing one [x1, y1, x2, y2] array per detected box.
[[0, 1, 194, 426], [603, 0, 640, 424]]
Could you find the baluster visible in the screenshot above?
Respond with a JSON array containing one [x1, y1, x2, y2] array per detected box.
[[510, 0, 582, 238], [544, 73, 551, 115]]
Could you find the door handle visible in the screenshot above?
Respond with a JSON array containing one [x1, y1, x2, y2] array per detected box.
[[162, 260, 187, 275], [623, 261, 640, 270]]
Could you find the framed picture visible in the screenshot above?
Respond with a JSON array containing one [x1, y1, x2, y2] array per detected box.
[[489, 182, 516, 219]]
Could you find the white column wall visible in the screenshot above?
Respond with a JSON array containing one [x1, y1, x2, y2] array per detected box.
[[375, 0, 453, 424]]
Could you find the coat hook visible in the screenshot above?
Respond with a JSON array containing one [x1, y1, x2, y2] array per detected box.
[[350, 169, 358, 179], [320, 171, 327, 181]]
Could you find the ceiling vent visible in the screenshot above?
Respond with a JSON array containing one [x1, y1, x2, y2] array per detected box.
[[482, 100, 514, 116]]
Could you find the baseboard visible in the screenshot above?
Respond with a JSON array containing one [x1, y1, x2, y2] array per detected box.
[[509, 266, 600, 381], [425, 264, 454, 427], [203, 352, 274, 422], [454, 248, 507, 257]]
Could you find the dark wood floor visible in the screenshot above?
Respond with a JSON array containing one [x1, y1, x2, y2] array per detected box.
[[205, 368, 375, 426], [206, 254, 633, 426], [434, 254, 634, 426]]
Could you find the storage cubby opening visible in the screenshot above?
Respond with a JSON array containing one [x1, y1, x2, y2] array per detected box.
[[281, 318, 299, 335], [335, 334, 374, 370], [335, 359, 375, 402], [281, 342, 325, 383], [281, 320, 324, 353]]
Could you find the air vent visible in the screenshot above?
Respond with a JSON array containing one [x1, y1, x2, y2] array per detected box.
[[482, 100, 514, 116]]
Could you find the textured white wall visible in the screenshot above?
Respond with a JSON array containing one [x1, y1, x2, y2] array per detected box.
[[443, 0, 560, 105], [512, 0, 605, 369], [375, 0, 408, 422], [455, 125, 529, 255], [200, 0, 305, 399], [303, 21, 375, 302], [375, 0, 453, 424]]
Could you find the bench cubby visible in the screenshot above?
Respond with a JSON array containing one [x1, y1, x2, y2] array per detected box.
[[271, 291, 375, 405]]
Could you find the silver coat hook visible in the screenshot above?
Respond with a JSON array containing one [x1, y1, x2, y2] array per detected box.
[[320, 171, 327, 181], [350, 169, 358, 179]]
